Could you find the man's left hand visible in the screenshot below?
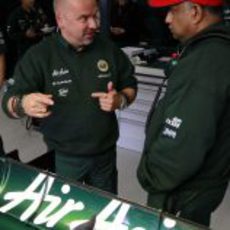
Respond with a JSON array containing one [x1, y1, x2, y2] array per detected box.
[[91, 81, 122, 112]]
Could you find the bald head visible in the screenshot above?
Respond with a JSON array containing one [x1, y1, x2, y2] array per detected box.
[[53, 0, 97, 13], [53, 0, 67, 13], [53, 0, 99, 47]]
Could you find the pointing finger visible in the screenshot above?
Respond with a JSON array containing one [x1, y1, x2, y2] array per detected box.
[[35, 94, 54, 106], [91, 92, 107, 98], [107, 81, 114, 92]]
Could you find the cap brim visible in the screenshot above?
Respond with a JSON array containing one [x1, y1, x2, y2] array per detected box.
[[149, 0, 182, 7]]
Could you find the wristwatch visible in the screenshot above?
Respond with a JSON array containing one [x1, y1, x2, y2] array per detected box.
[[11, 95, 26, 118], [119, 93, 128, 110]]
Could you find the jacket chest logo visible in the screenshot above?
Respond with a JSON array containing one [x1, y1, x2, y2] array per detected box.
[[52, 68, 70, 78], [52, 68, 72, 88], [58, 88, 69, 97], [97, 59, 109, 73], [97, 59, 111, 79], [162, 117, 183, 139]]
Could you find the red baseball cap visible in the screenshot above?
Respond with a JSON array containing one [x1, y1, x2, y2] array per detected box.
[[149, 0, 223, 7]]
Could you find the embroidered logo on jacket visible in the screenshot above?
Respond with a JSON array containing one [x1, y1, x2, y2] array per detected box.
[[97, 59, 109, 73], [52, 79, 72, 86], [162, 116, 183, 139], [52, 68, 70, 77], [97, 73, 112, 79], [96, 59, 111, 79], [58, 88, 69, 97]]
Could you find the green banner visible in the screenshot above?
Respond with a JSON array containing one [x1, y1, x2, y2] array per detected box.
[[0, 157, 208, 230]]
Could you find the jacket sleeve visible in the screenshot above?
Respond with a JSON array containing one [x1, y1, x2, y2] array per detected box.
[[2, 47, 44, 117], [112, 43, 137, 91], [137, 48, 226, 193]]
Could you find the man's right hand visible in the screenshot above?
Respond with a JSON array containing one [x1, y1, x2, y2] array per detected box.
[[22, 93, 54, 118], [9, 93, 54, 118]]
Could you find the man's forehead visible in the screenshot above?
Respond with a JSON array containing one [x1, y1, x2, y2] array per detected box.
[[68, 0, 97, 9], [68, 0, 97, 6], [168, 1, 191, 9], [57, 0, 97, 8], [57, 0, 98, 14]]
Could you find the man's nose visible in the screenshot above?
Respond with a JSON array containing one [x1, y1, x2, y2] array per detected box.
[[88, 17, 98, 29], [165, 11, 172, 24]]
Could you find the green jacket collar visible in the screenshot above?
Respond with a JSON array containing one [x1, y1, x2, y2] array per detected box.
[[55, 32, 97, 53]]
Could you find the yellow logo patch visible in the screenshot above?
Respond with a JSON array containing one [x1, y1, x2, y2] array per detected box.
[[97, 59, 109, 73]]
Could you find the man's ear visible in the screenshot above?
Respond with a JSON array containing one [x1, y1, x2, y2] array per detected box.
[[191, 4, 204, 25], [55, 11, 63, 28]]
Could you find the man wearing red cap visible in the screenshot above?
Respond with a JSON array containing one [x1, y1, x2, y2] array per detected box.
[[137, 0, 230, 226]]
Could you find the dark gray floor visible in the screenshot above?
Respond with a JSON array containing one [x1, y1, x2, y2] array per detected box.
[[0, 93, 229, 230]]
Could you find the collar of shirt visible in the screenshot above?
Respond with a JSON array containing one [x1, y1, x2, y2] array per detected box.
[[56, 32, 95, 53]]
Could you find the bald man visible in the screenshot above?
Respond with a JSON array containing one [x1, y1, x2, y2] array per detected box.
[[2, 0, 137, 194]]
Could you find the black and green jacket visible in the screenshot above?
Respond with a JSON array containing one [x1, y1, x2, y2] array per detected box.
[[137, 23, 230, 212], [2, 33, 137, 155]]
